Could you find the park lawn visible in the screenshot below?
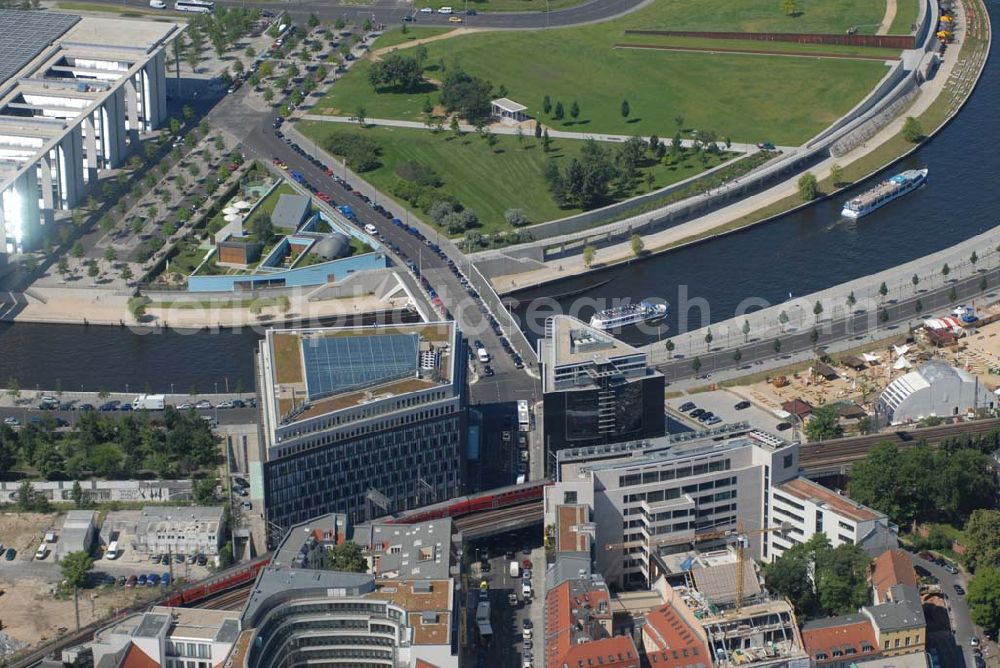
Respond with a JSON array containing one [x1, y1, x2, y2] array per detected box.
[[372, 27, 454, 51], [318, 0, 892, 145], [615, 34, 902, 59], [297, 121, 734, 236], [888, 0, 921, 34]]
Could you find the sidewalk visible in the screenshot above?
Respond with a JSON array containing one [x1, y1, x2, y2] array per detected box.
[[298, 113, 781, 154]]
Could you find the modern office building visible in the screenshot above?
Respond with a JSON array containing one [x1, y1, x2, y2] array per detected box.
[[768, 477, 897, 561], [255, 322, 467, 542], [0, 9, 177, 256], [545, 425, 800, 588], [236, 513, 459, 668], [538, 315, 664, 458], [877, 359, 994, 424], [135, 505, 225, 557]]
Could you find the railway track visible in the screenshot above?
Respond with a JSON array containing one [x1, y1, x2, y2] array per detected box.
[[192, 584, 253, 611], [800, 417, 1000, 472], [453, 501, 543, 535]]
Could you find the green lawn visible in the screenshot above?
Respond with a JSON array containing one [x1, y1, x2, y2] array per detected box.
[[372, 27, 454, 51], [888, 0, 921, 34], [297, 121, 734, 236], [316, 0, 891, 145], [616, 34, 901, 59]]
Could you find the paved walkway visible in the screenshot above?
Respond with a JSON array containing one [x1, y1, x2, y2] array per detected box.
[[298, 113, 779, 154], [877, 0, 898, 35], [486, 8, 968, 293]]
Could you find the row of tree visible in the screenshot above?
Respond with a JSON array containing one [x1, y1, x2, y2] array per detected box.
[[0, 408, 220, 482], [763, 534, 870, 619], [847, 441, 996, 527]]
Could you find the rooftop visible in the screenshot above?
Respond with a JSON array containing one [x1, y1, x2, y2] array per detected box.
[[270, 193, 312, 229], [776, 478, 884, 524], [643, 600, 710, 667], [801, 614, 878, 666], [0, 10, 78, 84], [491, 97, 527, 113], [353, 518, 454, 580], [138, 506, 223, 534], [368, 579, 453, 646], [556, 504, 591, 554], [690, 558, 762, 608], [871, 549, 917, 603], [540, 315, 654, 393], [265, 322, 456, 428], [864, 584, 925, 632], [544, 576, 612, 668], [558, 635, 640, 668]]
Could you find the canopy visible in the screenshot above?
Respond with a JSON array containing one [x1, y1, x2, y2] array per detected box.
[[893, 357, 912, 370], [893, 344, 910, 357], [234, 200, 252, 210], [862, 352, 881, 363], [224, 213, 242, 223], [222, 206, 238, 215]]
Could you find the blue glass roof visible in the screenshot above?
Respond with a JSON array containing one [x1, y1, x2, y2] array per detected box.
[[302, 333, 419, 400]]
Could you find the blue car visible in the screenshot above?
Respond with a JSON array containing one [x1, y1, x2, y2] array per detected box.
[[161, 572, 171, 586], [137, 574, 147, 586], [147, 573, 160, 586]]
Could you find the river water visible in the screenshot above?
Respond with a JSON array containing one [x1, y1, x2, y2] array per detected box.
[[4, 5, 998, 389]]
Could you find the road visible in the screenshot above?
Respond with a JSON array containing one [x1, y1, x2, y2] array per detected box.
[[655, 266, 1000, 383], [906, 551, 981, 668], [80, 0, 646, 30]]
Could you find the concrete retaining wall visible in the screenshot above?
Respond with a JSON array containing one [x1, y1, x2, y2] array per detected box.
[[624, 29, 916, 49]]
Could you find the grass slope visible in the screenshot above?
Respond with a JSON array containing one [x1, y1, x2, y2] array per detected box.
[[317, 0, 890, 145], [298, 121, 733, 235], [412, 0, 591, 12], [888, 0, 921, 34], [371, 27, 453, 50]]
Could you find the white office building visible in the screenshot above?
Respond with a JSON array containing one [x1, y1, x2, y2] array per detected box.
[[0, 10, 178, 256], [545, 425, 800, 588], [768, 477, 897, 561], [136, 505, 225, 556]]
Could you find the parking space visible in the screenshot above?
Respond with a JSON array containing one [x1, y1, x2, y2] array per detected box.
[[667, 389, 791, 434]]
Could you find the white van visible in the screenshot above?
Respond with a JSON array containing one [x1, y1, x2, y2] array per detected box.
[[364, 223, 378, 236], [522, 581, 532, 598], [477, 348, 490, 363], [106, 541, 121, 560], [35, 544, 48, 560], [438, 6, 453, 12], [149, 0, 166, 8]]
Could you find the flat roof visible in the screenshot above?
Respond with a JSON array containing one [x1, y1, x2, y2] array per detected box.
[[491, 97, 527, 113], [556, 504, 591, 554], [0, 10, 78, 84], [368, 580, 452, 645], [266, 322, 456, 427], [777, 478, 883, 523], [353, 519, 454, 581]]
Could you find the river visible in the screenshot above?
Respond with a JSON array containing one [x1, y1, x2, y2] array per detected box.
[[5, 4, 999, 388]]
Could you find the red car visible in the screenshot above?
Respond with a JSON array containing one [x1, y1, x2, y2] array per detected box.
[[522, 559, 532, 570], [323, 167, 334, 176], [317, 193, 332, 203], [919, 552, 936, 562]]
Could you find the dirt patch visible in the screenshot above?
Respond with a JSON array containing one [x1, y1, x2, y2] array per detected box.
[[614, 43, 900, 61], [0, 512, 58, 554], [0, 577, 159, 653]]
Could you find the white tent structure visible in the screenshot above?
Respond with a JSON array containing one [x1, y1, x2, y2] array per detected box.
[[878, 359, 995, 424]]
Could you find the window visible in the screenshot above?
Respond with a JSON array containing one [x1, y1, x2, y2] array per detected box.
[[884, 641, 890, 650], [783, 454, 793, 468], [564, 491, 577, 504], [894, 639, 900, 648], [905, 636, 911, 646]]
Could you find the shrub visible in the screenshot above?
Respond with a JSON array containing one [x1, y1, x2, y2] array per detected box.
[[321, 132, 382, 172], [395, 161, 442, 187]]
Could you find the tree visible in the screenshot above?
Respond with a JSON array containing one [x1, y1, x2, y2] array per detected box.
[[733, 348, 742, 362], [968, 566, 1000, 637], [798, 172, 819, 201], [128, 296, 150, 322], [104, 247, 117, 264], [629, 233, 644, 258], [582, 245, 596, 269], [61, 551, 94, 589], [57, 257, 69, 276], [878, 281, 889, 300], [620, 99, 630, 119], [773, 338, 782, 354], [665, 340, 675, 358], [70, 480, 86, 508], [324, 541, 366, 572], [902, 116, 924, 143], [439, 66, 493, 124], [805, 404, 843, 441], [778, 310, 789, 331], [505, 208, 529, 227], [71, 241, 85, 258], [553, 101, 564, 120], [534, 122, 542, 140], [780, 0, 798, 15], [542, 95, 552, 115], [915, 298, 923, 314], [367, 52, 423, 91], [942, 262, 951, 278], [949, 286, 959, 302], [194, 477, 218, 504], [965, 510, 1000, 572], [829, 163, 844, 187], [742, 320, 751, 343], [570, 100, 580, 122], [971, 250, 979, 267], [813, 300, 823, 321], [704, 328, 713, 351], [912, 274, 920, 289], [765, 534, 869, 619], [263, 86, 274, 104], [542, 128, 552, 153], [120, 265, 133, 282]]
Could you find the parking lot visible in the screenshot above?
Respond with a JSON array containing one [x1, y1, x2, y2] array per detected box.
[[667, 389, 791, 434]]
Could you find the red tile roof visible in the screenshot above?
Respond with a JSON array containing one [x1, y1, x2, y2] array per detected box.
[[559, 635, 640, 668], [415, 661, 440, 668], [557, 504, 591, 553], [781, 399, 814, 418], [642, 602, 709, 667], [121, 644, 159, 668], [801, 616, 879, 665], [872, 549, 917, 603], [545, 579, 616, 668], [777, 477, 882, 523]]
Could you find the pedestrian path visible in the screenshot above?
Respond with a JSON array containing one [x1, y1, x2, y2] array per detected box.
[[296, 113, 788, 154]]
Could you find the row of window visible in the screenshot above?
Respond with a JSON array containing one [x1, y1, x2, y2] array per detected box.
[[618, 459, 732, 488], [623, 475, 737, 505]]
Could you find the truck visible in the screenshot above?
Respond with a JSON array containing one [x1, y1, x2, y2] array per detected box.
[[132, 394, 165, 411], [509, 561, 520, 578]]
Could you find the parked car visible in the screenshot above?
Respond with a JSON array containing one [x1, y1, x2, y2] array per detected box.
[[176, 402, 193, 410], [954, 584, 966, 595], [3, 417, 18, 426], [125, 575, 138, 587], [734, 400, 751, 410], [679, 402, 696, 412], [776, 422, 792, 431], [4, 548, 15, 560], [945, 564, 959, 574], [195, 400, 212, 409], [919, 552, 936, 562], [690, 408, 705, 418], [217, 400, 235, 409]]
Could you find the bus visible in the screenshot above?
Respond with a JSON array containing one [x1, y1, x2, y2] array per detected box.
[[174, 0, 213, 12], [517, 400, 530, 431]]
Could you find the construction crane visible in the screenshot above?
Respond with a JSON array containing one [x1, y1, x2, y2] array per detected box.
[[606, 520, 790, 612]]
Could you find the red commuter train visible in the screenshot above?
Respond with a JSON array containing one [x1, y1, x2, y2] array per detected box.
[[386, 480, 551, 524]]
